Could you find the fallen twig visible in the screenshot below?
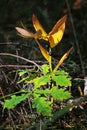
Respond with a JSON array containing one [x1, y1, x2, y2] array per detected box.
[[0, 64, 34, 68], [0, 53, 41, 70]]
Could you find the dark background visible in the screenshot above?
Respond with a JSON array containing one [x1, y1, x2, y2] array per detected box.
[[0, 1, 87, 129], [0, 0, 87, 75]]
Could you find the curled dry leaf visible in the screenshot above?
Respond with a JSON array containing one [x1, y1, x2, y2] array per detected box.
[[15, 23, 42, 39], [15, 27, 35, 38]]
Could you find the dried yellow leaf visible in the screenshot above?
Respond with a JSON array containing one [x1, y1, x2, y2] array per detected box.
[[32, 14, 48, 40], [53, 47, 73, 71], [32, 14, 67, 48], [36, 40, 51, 62]]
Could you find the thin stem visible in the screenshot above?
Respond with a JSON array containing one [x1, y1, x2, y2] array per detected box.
[[49, 48, 52, 72], [40, 118, 42, 130]]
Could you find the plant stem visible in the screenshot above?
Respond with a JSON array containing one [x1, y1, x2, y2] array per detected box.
[[49, 48, 52, 72]]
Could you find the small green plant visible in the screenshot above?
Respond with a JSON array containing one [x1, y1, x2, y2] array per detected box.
[[2, 14, 72, 116]]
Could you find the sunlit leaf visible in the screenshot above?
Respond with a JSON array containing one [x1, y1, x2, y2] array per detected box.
[[53, 70, 68, 75], [49, 15, 67, 35], [32, 97, 52, 116], [3, 93, 30, 109], [32, 14, 67, 48], [49, 16, 66, 48], [49, 30, 64, 48], [37, 41, 51, 62], [51, 87, 71, 101], [32, 14, 48, 40], [16, 14, 67, 48], [52, 75, 71, 86], [41, 64, 49, 75], [28, 75, 50, 89], [53, 47, 73, 71], [35, 89, 50, 96]]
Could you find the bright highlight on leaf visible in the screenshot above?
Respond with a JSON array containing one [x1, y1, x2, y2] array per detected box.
[[3, 93, 30, 109], [32, 14, 67, 48], [41, 64, 49, 75], [33, 97, 52, 116], [36, 40, 51, 62], [51, 87, 71, 101], [16, 14, 67, 49], [32, 14, 48, 40], [28, 75, 50, 89]]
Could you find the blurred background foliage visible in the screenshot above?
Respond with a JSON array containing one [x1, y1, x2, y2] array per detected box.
[[0, 0, 87, 75]]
